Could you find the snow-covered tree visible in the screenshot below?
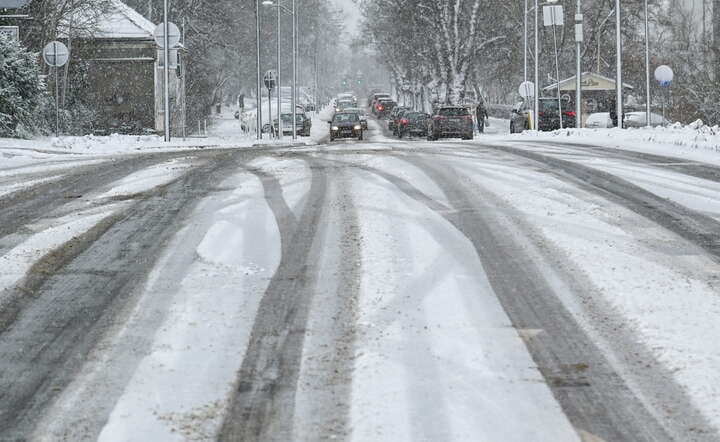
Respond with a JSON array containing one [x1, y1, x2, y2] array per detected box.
[[0, 35, 42, 137]]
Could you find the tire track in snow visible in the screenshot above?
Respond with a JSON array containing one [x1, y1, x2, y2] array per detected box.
[[383, 153, 681, 442], [0, 157, 237, 438], [220, 157, 329, 441]]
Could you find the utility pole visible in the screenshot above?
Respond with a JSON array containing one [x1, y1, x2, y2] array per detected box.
[[615, 0, 623, 128], [163, 0, 170, 142], [255, 0, 262, 140], [575, 0, 583, 127]]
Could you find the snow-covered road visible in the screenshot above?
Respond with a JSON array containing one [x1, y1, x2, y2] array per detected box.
[[1, 122, 720, 441]]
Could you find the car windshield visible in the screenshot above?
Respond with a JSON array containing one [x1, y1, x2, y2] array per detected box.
[[344, 108, 364, 115], [407, 113, 426, 120], [438, 107, 469, 116], [281, 114, 303, 123], [540, 100, 559, 112], [333, 113, 359, 123]]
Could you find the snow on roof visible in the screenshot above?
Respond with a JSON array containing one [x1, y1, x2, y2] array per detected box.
[[0, 0, 29, 9], [89, 0, 156, 40]]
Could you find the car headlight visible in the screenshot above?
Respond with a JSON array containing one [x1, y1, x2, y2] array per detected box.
[[332, 126, 339, 131], [354, 125, 361, 130]]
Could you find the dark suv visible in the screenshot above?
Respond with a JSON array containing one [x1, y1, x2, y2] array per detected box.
[[510, 98, 575, 132], [427, 106, 474, 140]]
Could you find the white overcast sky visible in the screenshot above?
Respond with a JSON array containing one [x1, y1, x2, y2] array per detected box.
[[330, 0, 361, 35]]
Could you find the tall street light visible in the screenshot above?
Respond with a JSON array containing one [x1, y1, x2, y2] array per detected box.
[[644, 0, 651, 126], [263, 0, 298, 140], [534, 0, 539, 131], [163, 0, 170, 142], [255, 0, 262, 140], [575, 0, 583, 128], [615, 0, 623, 128], [263, 0, 282, 140]]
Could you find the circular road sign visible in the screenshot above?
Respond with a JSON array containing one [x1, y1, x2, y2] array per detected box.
[[154, 22, 181, 48], [518, 81, 535, 98], [264, 70, 277, 90], [42, 41, 69, 67], [654, 65, 674, 86]]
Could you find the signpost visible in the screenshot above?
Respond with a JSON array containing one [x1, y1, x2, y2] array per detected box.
[[154, 9, 180, 142], [42, 41, 69, 137], [655, 65, 673, 124], [543, 2, 565, 129], [519, 81, 535, 130], [264, 70, 277, 138]]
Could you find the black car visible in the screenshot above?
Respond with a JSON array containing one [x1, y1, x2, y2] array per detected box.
[[329, 112, 364, 141], [388, 107, 411, 134], [510, 98, 576, 132], [427, 106, 474, 140], [397, 112, 429, 138], [342, 107, 369, 130], [374, 98, 396, 118]]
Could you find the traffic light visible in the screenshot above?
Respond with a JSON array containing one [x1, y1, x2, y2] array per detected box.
[[356, 78, 363, 85], [341, 79, 349, 86]]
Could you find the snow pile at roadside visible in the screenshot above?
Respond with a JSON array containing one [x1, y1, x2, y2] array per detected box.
[[512, 120, 720, 153]]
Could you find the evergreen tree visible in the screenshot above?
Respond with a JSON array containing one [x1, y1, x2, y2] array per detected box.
[[0, 35, 42, 137]]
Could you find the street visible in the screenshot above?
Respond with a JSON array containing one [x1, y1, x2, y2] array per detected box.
[[1, 119, 720, 441]]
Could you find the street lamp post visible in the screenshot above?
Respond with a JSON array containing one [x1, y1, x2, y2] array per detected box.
[[575, 0, 583, 128], [276, 0, 282, 139], [644, 0, 651, 126], [255, 0, 262, 140], [534, 0, 539, 131], [263, 0, 298, 140], [163, 0, 170, 142], [615, 0, 623, 128]]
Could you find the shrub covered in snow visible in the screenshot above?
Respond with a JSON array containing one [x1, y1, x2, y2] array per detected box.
[[0, 35, 43, 138]]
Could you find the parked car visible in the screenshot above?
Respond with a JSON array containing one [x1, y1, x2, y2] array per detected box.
[[274, 112, 312, 137], [397, 112, 430, 138], [388, 107, 411, 134], [342, 107, 368, 129], [585, 112, 613, 128], [427, 106, 474, 140], [510, 98, 576, 132], [509, 102, 531, 133], [329, 112, 364, 141], [623, 111, 668, 128], [336, 98, 355, 112]]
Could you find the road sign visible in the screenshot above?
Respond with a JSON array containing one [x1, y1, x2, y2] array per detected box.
[[154, 22, 181, 48], [42, 41, 69, 67], [654, 65, 673, 86], [543, 5, 564, 26], [264, 70, 277, 90], [519, 81, 535, 98]]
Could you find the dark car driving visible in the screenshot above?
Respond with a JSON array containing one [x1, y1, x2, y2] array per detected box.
[[329, 112, 364, 141], [397, 112, 429, 138], [427, 106, 474, 140]]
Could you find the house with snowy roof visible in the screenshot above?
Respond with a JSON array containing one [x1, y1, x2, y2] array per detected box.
[[0, 0, 31, 41], [64, 0, 184, 134]]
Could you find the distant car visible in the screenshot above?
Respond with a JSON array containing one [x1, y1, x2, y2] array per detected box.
[[375, 99, 396, 118], [397, 112, 429, 138], [427, 106, 474, 140], [336, 98, 355, 112], [329, 112, 363, 141], [342, 107, 368, 130], [624, 111, 668, 128], [388, 107, 411, 134], [370, 92, 391, 108], [585, 112, 613, 129]]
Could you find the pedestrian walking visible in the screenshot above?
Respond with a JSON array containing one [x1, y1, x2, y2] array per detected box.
[[476, 99, 489, 133]]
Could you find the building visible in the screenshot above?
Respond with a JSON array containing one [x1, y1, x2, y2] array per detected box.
[[66, 0, 184, 134], [543, 72, 634, 123], [0, 0, 31, 41]]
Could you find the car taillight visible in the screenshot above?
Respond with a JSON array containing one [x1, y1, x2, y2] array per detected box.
[[565, 111, 576, 117], [401, 118, 409, 124], [464, 115, 473, 120], [539, 111, 545, 116], [378, 105, 384, 111], [433, 115, 445, 120]]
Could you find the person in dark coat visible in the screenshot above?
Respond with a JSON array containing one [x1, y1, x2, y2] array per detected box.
[[476, 99, 489, 133]]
